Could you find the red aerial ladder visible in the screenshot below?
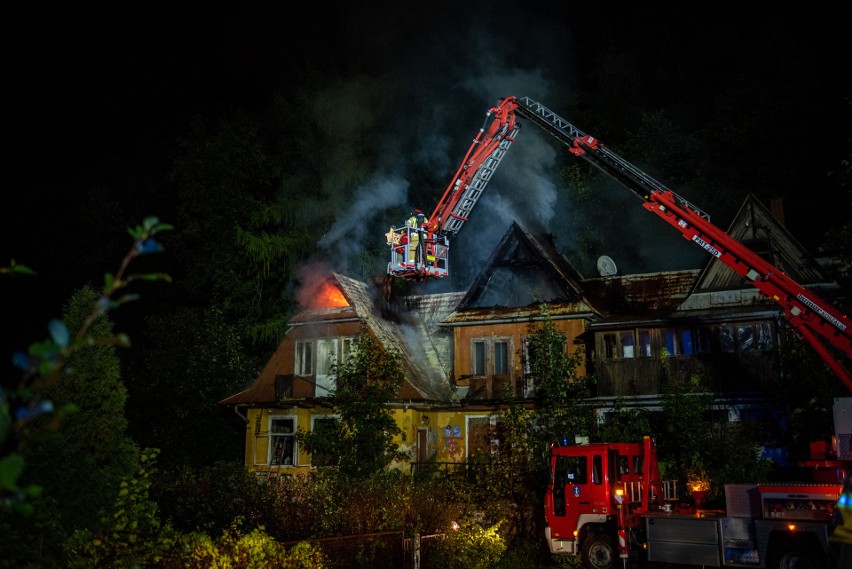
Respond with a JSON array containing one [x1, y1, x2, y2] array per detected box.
[[385, 96, 852, 391]]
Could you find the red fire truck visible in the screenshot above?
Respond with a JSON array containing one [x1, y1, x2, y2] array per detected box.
[[544, 415, 850, 569]]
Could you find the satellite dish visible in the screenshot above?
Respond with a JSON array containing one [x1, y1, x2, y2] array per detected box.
[[597, 255, 618, 277]]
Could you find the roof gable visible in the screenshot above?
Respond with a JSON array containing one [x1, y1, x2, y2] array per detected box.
[[695, 194, 830, 291], [459, 222, 587, 309]]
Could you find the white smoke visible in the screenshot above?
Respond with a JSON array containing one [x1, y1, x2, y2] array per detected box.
[[317, 175, 409, 259]]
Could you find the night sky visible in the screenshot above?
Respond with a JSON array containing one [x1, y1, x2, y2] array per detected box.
[[3, 2, 850, 351]]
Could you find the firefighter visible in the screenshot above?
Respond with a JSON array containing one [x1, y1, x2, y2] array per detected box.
[[405, 211, 421, 263]]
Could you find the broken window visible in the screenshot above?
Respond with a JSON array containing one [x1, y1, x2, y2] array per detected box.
[[269, 416, 297, 466], [467, 415, 505, 457], [698, 322, 773, 354]]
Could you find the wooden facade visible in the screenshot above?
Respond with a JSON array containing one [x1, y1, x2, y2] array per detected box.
[[221, 197, 844, 476]]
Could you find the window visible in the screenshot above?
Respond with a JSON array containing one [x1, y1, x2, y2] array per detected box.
[[473, 341, 486, 376], [737, 322, 772, 352], [315, 338, 337, 396], [309, 415, 339, 468], [494, 341, 509, 374], [296, 337, 355, 396], [274, 374, 293, 399], [269, 416, 297, 466], [470, 337, 512, 377], [592, 454, 603, 485], [556, 455, 587, 484], [638, 330, 652, 357], [295, 340, 312, 376], [341, 336, 356, 362], [619, 331, 635, 358], [662, 328, 694, 356], [602, 330, 642, 359], [467, 415, 505, 457], [522, 337, 535, 396], [697, 321, 773, 355], [603, 333, 617, 358]]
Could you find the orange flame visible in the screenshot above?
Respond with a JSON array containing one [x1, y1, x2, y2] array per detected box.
[[307, 281, 349, 309]]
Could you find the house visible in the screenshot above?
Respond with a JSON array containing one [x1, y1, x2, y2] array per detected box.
[[220, 194, 845, 477]]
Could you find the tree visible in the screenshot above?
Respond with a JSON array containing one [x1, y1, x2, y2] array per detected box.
[[299, 330, 405, 479], [22, 286, 140, 532], [525, 303, 593, 449], [0, 217, 172, 567]]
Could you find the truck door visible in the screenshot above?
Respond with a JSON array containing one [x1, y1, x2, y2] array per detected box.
[[552, 454, 588, 518]]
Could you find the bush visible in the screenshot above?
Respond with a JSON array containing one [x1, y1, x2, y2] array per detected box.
[[428, 519, 507, 569]]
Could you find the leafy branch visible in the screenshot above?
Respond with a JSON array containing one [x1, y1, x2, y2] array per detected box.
[[1, 216, 173, 514]]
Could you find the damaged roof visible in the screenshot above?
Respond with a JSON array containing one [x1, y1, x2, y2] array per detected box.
[[455, 222, 588, 307], [220, 273, 463, 407], [582, 270, 701, 319], [332, 273, 462, 401]]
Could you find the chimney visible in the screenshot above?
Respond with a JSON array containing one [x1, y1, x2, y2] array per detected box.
[[770, 198, 785, 227]]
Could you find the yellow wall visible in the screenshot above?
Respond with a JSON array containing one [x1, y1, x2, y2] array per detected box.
[[243, 406, 510, 476]]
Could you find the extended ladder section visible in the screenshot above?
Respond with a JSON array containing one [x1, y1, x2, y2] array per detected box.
[[385, 95, 851, 391], [431, 102, 521, 235], [512, 95, 851, 391], [440, 127, 519, 234]]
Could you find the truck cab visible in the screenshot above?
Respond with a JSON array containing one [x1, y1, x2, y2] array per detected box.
[[545, 437, 676, 567]]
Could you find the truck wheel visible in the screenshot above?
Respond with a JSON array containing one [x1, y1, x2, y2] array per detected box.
[[580, 532, 615, 569], [770, 545, 823, 569]]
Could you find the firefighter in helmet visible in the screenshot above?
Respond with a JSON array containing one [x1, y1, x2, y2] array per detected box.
[[405, 210, 424, 264]]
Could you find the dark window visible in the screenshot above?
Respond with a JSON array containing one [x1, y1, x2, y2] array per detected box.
[[274, 375, 293, 399], [620, 331, 635, 358], [638, 330, 652, 357], [473, 341, 485, 376], [604, 333, 617, 358], [592, 455, 603, 484], [494, 341, 509, 374], [558, 455, 587, 484]]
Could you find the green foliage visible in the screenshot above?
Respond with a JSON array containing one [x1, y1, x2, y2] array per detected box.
[[2, 217, 171, 516], [654, 362, 774, 503], [152, 460, 280, 536], [21, 286, 141, 533], [64, 448, 177, 569], [595, 399, 653, 443], [524, 304, 594, 463], [655, 368, 715, 487], [0, 259, 37, 276], [299, 331, 405, 479], [164, 520, 329, 569], [429, 519, 507, 569], [126, 306, 253, 468]]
